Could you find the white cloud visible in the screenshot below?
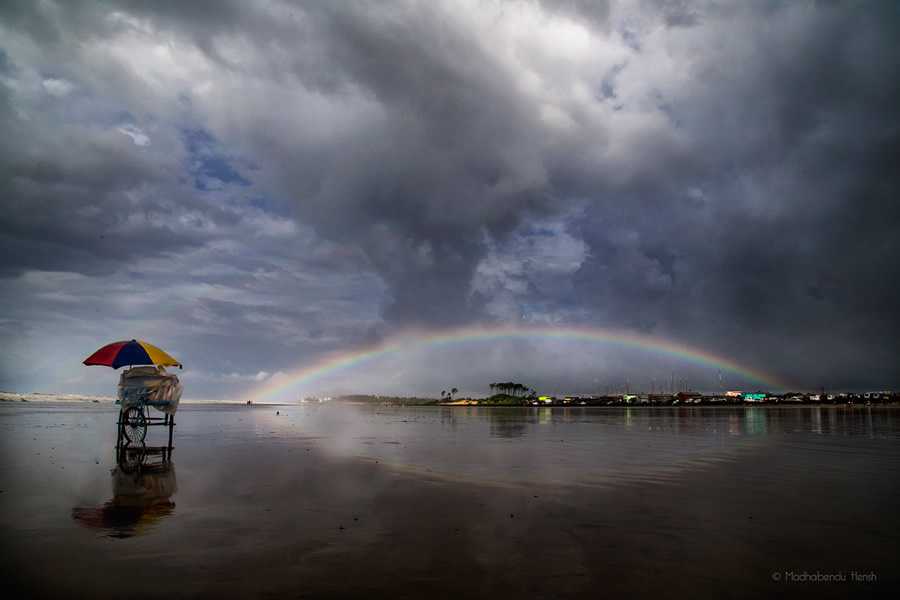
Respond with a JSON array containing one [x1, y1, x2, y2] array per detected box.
[[225, 370, 276, 382], [116, 124, 151, 146], [42, 77, 75, 97], [472, 209, 588, 323]]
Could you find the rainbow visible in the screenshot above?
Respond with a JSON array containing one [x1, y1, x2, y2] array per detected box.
[[240, 326, 791, 403]]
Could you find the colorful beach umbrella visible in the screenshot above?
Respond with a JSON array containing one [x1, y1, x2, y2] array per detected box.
[[83, 340, 182, 369]]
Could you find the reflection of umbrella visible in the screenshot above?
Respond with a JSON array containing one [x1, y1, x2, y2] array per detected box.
[[83, 339, 182, 369], [71, 502, 175, 538]]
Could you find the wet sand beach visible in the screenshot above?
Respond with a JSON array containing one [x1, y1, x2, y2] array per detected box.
[[1, 402, 897, 599]]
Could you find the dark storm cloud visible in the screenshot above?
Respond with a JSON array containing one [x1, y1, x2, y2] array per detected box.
[[48, 0, 548, 326], [567, 2, 900, 388], [214, 1, 567, 326], [1, 0, 898, 396]]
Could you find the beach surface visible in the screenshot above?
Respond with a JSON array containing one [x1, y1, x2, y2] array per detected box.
[[1, 401, 897, 599]]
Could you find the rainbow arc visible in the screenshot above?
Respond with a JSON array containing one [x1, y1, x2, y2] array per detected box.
[[240, 326, 790, 403]]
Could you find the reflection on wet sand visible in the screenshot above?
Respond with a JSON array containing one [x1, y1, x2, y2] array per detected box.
[[3, 403, 897, 598], [475, 405, 899, 439], [489, 408, 528, 438], [72, 454, 176, 539]]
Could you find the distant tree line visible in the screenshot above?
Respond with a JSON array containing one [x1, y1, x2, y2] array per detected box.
[[489, 382, 535, 398]]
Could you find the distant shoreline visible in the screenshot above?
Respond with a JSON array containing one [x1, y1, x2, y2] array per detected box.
[[3, 391, 897, 408], [0, 392, 115, 403], [0, 392, 291, 405]]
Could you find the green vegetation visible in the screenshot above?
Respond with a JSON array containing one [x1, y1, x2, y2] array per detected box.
[[480, 394, 524, 405]]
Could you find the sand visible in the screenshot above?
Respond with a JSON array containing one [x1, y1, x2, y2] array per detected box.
[[1, 402, 897, 599]]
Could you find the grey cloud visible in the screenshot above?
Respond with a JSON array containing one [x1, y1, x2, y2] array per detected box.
[[562, 1, 900, 389], [216, 2, 567, 325], [1, 0, 898, 396]]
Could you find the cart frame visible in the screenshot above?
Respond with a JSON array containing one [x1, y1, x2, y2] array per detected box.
[[116, 392, 175, 463]]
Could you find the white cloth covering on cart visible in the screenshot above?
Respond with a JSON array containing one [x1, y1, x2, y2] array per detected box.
[[117, 366, 182, 415]]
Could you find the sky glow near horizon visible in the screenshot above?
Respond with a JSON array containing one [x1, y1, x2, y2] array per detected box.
[[1, 1, 898, 399]]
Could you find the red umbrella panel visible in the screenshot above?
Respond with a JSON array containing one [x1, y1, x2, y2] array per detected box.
[[83, 340, 182, 369]]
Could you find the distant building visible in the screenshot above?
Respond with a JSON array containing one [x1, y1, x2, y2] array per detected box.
[[743, 392, 767, 402]]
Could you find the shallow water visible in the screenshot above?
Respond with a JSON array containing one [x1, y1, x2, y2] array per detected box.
[[1, 402, 898, 598]]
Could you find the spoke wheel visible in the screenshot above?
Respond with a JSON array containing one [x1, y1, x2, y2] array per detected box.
[[120, 443, 147, 472], [122, 407, 147, 444]]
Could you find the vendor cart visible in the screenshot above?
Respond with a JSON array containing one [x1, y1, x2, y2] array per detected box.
[[83, 339, 183, 464], [116, 365, 182, 461]]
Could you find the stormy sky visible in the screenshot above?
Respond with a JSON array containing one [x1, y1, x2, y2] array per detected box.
[[2, 0, 898, 400]]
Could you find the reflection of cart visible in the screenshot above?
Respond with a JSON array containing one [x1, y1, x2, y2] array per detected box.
[[116, 366, 182, 460], [72, 460, 177, 538]]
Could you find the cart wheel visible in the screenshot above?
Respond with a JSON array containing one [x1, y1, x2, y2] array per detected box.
[[120, 443, 147, 472], [122, 407, 147, 444]]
